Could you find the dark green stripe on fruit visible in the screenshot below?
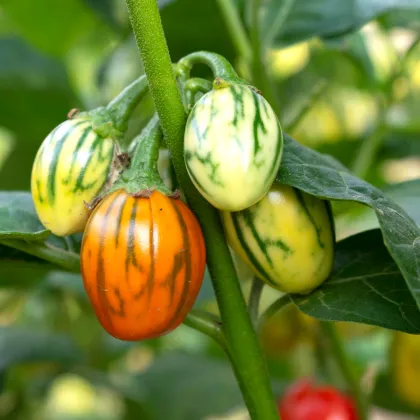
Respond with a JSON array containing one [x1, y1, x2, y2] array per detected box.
[[185, 150, 223, 188], [263, 128, 282, 186], [230, 212, 277, 286], [294, 189, 325, 249], [241, 207, 291, 263], [251, 90, 267, 157], [63, 125, 93, 185], [72, 134, 112, 194], [46, 120, 88, 204], [96, 192, 125, 323], [125, 199, 142, 273], [230, 85, 245, 127], [169, 200, 191, 325]]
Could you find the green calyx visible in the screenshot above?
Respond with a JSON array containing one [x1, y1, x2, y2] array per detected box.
[[78, 75, 149, 140], [111, 116, 172, 196]]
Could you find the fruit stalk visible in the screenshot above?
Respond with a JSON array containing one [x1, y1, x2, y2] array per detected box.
[[124, 0, 279, 418]]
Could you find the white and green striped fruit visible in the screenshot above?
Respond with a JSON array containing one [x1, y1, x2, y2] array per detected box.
[[222, 183, 334, 294], [31, 118, 117, 236], [184, 84, 283, 211]]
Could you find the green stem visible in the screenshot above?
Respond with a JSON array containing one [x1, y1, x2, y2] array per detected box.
[[125, 1, 279, 418], [259, 294, 291, 329], [184, 309, 226, 348], [116, 116, 170, 194], [215, 0, 252, 62], [0, 239, 80, 272], [286, 79, 328, 133], [178, 51, 242, 83], [351, 116, 387, 179], [248, 277, 264, 328], [184, 78, 213, 110], [320, 322, 369, 420], [249, 0, 280, 115], [106, 75, 149, 133]]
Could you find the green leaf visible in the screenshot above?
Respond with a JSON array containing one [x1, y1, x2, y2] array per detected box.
[[2, 0, 102, 57], [0, 327, 84, 371], [277, 134, 420, 312], [336, 180, 420, 240], [262, 0, 420, 47], [292, 230, 420, 333], [0, 191, 80, 270], [0, 191, 50, 240]]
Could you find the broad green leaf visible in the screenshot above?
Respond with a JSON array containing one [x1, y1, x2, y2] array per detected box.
[[0, 191, 80, 270], [0, 327, 84, 371], [2, 0, 102, 57], [0, 191, 49, 240], [277, 134, 420, 311], [262, 0, 420, 47], [336, 179, 420, 240], [292, 230, 420, 333]]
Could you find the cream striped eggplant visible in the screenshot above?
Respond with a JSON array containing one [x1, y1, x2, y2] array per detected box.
[[222, 183, 334, 294], [184, 84, 283, 211], [31, 118, 117, 236]]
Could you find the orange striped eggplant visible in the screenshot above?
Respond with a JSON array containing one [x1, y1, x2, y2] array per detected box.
[[81, 189, 206, 341]]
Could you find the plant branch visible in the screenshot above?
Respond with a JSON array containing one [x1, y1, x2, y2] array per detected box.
[[259, 294, 291, 329], [249, 0, 280, 115], [320, 321, 369, 420], [184, 309, 226, 348], [125, 0, 278, 418], [215, 0, 252, 62]]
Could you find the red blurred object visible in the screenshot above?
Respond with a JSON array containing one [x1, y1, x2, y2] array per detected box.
[[278, 378, 358, 420]]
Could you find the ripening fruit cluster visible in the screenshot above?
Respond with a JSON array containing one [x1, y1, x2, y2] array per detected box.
[[31, 76, 334, 341]]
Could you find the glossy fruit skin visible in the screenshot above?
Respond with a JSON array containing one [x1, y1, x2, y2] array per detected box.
[[222, 183, 334, 294], [81, 189, 206, 341], [391, 332, 420, 407], [279, 379, 357, 420], [31, 118, 116, 236], [184, 84, 283, 211]]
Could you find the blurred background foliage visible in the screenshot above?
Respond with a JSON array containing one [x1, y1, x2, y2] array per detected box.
[[0, 0, 420, 419]]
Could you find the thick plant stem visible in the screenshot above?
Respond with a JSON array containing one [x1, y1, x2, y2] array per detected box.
[[320, 322, 369, 420], [215, 0, 252, 62], [125, 0, 279, 418], [249, 0, 280, 115]]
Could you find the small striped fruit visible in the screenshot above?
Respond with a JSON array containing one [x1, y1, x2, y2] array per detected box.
[[31, 118, 117, 236], [184, 83, 283, 211], [222, 183, 334, 294], [81, 189, 206, 341]]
